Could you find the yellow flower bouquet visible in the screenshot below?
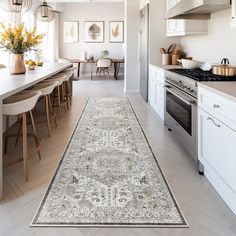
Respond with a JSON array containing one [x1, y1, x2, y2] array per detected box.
[[0, 23, 45, 74], [0, 23, 44, 54]]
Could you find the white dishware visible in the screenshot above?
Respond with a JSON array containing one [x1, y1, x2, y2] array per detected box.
[[177, 59, 202, 69]]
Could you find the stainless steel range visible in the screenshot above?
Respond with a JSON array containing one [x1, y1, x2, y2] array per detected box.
[[164, 69, 236, 174]]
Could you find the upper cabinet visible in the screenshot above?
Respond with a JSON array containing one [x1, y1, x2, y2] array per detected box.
[[140, 0, 149, 9], [166, 0, 208, 36]]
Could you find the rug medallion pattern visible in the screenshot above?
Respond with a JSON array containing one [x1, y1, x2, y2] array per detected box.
[[32, 98, 187, 227]]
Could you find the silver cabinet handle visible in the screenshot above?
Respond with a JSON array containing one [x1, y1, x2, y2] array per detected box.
[[207, 117, 221, 128], [213, 104, 220, 109]]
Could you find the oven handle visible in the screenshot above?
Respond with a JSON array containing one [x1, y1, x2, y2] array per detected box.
[[164, 85, 196, 106]]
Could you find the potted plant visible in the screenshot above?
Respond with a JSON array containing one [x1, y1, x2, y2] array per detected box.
[[0, 23, 44, 75], [101, 50, 109, 58]]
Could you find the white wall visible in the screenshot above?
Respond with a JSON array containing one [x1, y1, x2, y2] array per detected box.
[[149, 0, 180, 66], [58, 2, 124, 61], [124, 0, 139, 93], [181, 9, 236, 66]]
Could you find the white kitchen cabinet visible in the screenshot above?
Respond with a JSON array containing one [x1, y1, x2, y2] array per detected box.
[[198, 86, 236, 215], [148, 65, 165, 120], [166, 0, 208, 36]]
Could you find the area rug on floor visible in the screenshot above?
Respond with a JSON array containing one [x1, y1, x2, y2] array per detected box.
[[32, 97, 187, 227]]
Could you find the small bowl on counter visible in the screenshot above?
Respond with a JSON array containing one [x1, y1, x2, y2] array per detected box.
[[27, 64, 36, 70], [177, 59, 202, 69]]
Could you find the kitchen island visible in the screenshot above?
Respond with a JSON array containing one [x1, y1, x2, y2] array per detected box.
[[0, 62, 72, 200]]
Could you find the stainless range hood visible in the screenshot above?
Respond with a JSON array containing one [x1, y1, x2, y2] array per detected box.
[[165, 0, 231, 20]]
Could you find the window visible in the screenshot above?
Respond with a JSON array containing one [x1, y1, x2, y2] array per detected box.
[[0, 9, 10, 66], [0, 9, 59, 65], [22, 11, 59, 63]]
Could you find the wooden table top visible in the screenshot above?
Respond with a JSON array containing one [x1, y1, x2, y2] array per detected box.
[[69, 58, 124, 63], [0, 62, 72, 99]]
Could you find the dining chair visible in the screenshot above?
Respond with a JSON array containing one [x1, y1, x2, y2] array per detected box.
[[96, 58, 112, 80]]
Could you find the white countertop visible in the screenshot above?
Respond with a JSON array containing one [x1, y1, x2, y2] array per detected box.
[[0, 62, 72, 99], [198, 82, 236, 103], [150, 63, 236, 103]]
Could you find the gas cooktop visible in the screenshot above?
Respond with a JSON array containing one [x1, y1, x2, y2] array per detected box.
[[168, 69, 236, 82]]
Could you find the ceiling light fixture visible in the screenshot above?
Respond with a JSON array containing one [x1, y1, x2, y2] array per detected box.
[[35, 1, 55, 22], [0, 0, 32, 12]]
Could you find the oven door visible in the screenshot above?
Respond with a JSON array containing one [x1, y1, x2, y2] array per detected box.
[[164, 84, 198, 162]]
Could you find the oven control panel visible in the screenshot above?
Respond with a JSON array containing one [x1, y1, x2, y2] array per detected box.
[[165, 75, 197, 98]]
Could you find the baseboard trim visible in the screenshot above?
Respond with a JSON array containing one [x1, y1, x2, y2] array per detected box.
[[124, 89, 139, 94]]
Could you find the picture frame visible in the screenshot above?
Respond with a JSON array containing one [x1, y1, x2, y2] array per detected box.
[[64, 21, 79, 43], [84, 21, 104, 43], [109, 21, 124, 43]]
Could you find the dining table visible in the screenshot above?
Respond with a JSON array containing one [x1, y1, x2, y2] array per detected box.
[[0, 62, 72, 200], [69, 58, 124, 80]]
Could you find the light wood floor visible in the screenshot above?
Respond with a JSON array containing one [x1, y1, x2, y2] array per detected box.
[[0, 75, 236, 236]]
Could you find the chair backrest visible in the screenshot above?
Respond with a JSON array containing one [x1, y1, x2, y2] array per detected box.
[[0, 64, 6, 69], [29, 81, 59, 96], [3, 91, 42, 116], [96, 58, 112, 68]]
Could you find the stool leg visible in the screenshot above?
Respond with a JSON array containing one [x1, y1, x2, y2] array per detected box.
[[29, 111, 41, 161], [15, 116, 22, 147], [22, 113, 29, 181], [4, 116, 10, 154], [61, 83, 67, 112], [68, 78, 73, 105], [45, 95, 51, 137], [57, 86, 62, 118], [66, 81, 70, 110], [49, 95, 57, 127]]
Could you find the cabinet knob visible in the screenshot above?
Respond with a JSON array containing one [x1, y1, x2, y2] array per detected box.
[[213, 104, 220, 109]]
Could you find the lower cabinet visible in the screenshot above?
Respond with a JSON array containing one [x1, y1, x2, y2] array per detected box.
[[198, 87, 236, 215], [148, 65, 165, 120]]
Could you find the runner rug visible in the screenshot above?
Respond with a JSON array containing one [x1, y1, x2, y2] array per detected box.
[[32, 97, 187, 227]]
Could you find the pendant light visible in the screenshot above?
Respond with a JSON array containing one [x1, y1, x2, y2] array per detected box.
[[35, 1, 55, 22], [0, 0, 32, 12]]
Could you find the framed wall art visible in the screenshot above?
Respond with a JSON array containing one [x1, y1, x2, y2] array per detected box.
[[109, 21, 124, 43], [84, 21, 104, 43], [64, 21, 79, 43]]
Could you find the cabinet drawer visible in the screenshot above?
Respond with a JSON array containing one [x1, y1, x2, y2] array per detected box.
[[149, 65, 165, 84], [199, 87, 236, 131], [199, 109, 236, 193]]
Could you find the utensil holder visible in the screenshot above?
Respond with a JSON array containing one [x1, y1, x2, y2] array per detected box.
[[172, 54, 181, 65], [162, 54, 171, 65]]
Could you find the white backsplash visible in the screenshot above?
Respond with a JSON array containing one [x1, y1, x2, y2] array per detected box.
[[181, 9, 236, 66]]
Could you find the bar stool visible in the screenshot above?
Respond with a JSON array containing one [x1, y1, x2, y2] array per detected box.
[[59, 69, 73, 109], [40, 74, 68, 118], [27, 81, 59, 137], [3, 91, 42, 181]]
